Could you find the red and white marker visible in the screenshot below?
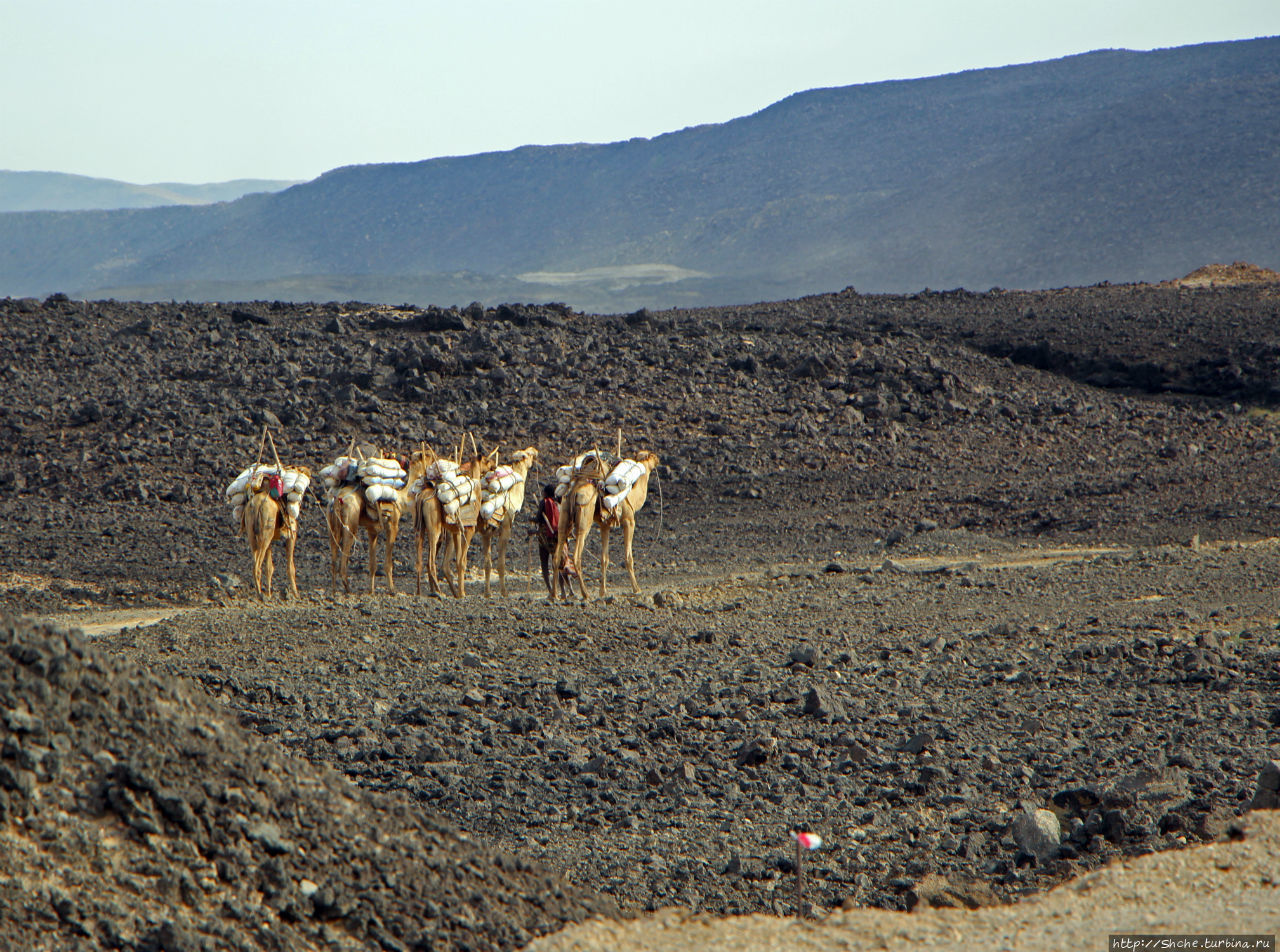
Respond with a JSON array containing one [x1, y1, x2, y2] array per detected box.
[[791, 830, 823, 850]]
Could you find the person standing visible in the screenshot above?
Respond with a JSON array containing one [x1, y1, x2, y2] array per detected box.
[[533, 483, 566, 597]]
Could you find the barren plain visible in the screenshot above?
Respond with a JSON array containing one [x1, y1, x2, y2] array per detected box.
[[2, 280, 1280, 949]]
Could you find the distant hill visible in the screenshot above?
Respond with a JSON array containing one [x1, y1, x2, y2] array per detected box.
[[0, 36, 1277, 311], [0, 170, 298, 212]]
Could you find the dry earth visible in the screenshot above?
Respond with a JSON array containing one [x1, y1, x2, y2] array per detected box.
[[3, 280, 1280, 949], [528, 809, 1280, 951]]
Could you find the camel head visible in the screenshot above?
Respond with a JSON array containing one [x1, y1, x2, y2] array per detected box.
[[407, 445, 437, 482], [634, 450, 660, 473], [458, 445, 494, 479], [509, 446, 538, 474]]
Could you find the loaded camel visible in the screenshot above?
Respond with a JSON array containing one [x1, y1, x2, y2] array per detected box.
[[553, 450, 659, 601], [244, 477, 299, 600], [477, 447, 539, 597], [327, 448, 429, 595], [226, 429, 307, 601], [413, 438, 496, 598]]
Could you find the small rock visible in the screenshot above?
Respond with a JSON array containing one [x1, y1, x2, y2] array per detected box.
[[1193, 806, 1238, 840], [843, 741, 871, 765], [247, 821, 294, 855], [555, 678, 580, 699], [735, 736, 777, 768], [1052, 786, 1102, 816], [803, 686, 846, 720], [653, 590, 684, 609], [788, 644, 821, 667], [1012, 808, 1061, 862], [1248, 760, 1280, 810], [213, 572, 242, 591], [900, 732, 933, 755], [1102, 809, 1128, 842], [906, 873, 996, 911]]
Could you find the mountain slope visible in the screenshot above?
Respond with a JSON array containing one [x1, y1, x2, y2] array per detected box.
[[0, 36, 1277, 309], [0, 170, 297, 212]]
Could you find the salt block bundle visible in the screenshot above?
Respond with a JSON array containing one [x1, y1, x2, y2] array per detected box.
[[358, 457, 407, 506], [554, 452, 610, 500], [435, 470, 477, 521], [224, 463, 311, 529], [400, 457, 462, 498], [479, 465, 523, 526], [601, 458, 646, 513], [423, 458, 460, 482], [554, 464, 574, 500], [317, 456, 361, 501]]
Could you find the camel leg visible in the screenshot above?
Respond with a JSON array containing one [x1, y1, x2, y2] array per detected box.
[[383, 510, 398, 595], [453, 532, 465, 598], [497, 518, 512, 597], [250, 543, 265, 600], [367, 526, 379, 595], [327, 513, 340, 595], [464, 526, 478, 597], [481, 531, 494, 597], [552, 499, 574, 601], [286, 531, 298, 599], [428, 524, 444, 597], [551, 537, 565, 601], [441, 533, 456, 597], [415, 519, 424, 597], [456, 528, 476, 598], [572, 519, 590, 601], [622, 514, 640, 593], [599, 523, 611, 599], [337, 515, 356, 596], [263, 543, 275, 600]]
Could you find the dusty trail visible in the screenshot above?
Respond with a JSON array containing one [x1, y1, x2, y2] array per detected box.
[[36, 607, 193, 637]]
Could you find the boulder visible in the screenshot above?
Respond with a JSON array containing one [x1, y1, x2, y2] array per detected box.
[[1012, 808, 1061, 862]]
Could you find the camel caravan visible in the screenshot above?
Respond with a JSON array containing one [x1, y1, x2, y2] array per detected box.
[[223, 427, 659, 603]]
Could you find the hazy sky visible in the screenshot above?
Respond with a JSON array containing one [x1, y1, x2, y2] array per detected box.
[[2, 0, 1278, 185]]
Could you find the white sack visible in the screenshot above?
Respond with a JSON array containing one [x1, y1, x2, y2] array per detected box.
[[424, 459, 459, 481], [365, 484, 397, 505]]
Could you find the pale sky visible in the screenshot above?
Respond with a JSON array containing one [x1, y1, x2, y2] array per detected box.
[[2, 0, 1278, 185]]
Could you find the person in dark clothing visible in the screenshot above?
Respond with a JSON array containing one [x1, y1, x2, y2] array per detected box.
[[533, 484, 562, 597]]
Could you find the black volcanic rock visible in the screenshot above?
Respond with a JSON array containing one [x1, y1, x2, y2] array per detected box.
[[0, 617, 614, 950]]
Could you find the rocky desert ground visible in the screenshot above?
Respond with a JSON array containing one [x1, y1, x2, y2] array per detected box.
[[2, 273, 1280, 949]]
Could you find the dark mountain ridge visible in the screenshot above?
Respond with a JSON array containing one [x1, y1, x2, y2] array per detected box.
[[1, 36, 1277, 310]]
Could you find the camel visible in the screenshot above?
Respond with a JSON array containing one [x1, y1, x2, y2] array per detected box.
[[326, 450, 429, 595], [413, 441, 495, 598], [245, 486, 298, 600], [553, 450, 659, 601], [477, 447, 539, 597]]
